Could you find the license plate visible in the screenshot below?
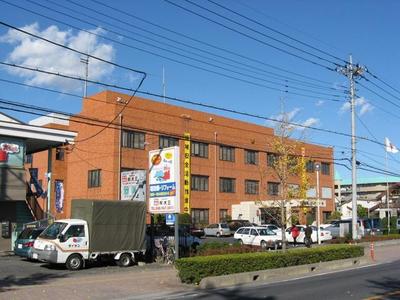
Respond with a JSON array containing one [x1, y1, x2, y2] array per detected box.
[[17, 244, 22, 249], [32, 253, 38, 259]]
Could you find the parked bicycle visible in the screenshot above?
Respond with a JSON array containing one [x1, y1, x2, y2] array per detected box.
[[154, 236, 175, 264]]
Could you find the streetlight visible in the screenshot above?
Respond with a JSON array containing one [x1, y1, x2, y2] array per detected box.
[[315, 163, 321, 245]]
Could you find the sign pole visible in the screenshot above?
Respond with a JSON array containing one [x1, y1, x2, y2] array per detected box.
[[174, 213, 179, 260]]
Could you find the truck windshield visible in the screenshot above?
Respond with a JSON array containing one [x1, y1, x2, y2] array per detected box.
[[40, 222, 67, 240]]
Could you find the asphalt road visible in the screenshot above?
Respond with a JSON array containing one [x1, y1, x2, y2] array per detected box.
[[168, 260, 400, 300]]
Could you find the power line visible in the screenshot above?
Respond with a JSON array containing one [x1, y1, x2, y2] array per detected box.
[[59, 0, 344, 93], [3, 0, 344, 99], [88, 0, 336, 85], [366, 69, 400, 98], [0, 61, 386, 148], [205, 0, 346, 64], [164, 0, 338, 71]]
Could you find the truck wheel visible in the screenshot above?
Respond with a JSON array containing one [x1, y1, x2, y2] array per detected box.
[[117, 253, 132, 267], [66, 254, 83, 271]]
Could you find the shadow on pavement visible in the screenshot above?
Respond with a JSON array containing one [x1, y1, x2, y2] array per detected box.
[[178, 286, 277, 300], [367, 276, 400, 299], [0, 272, 67, 293]]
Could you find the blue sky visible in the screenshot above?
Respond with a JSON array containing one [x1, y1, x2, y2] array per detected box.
[[0, 0, 400, 181]]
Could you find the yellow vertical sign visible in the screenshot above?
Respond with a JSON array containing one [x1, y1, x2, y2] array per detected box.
[[183, 133, 191, 214]]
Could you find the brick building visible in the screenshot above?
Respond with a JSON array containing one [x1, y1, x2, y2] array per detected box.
[[27, 90, 335, 225]]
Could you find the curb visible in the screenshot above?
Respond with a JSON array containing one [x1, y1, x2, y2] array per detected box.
[[199, 255, 372, 289]]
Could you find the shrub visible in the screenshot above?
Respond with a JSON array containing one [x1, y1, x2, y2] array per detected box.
[[175, 244, 364, 284], [196, 241, 261, 256], [328, 233, 400, 244]]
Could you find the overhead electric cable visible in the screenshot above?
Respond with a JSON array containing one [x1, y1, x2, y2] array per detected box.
[[206, 0, 346, 64], [164, 0, 337, 71]]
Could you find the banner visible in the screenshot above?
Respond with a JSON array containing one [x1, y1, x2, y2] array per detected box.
[[148, 146, 180, 213], [183, 133, 191, 214], [121, 170, 146, 201], [55, 180, 64, 213]]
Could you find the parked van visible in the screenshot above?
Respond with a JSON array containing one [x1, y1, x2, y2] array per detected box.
[[325, 219, 365, 238]]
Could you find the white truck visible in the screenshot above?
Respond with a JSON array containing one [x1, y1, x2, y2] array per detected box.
[[32, 200, 146, 270]]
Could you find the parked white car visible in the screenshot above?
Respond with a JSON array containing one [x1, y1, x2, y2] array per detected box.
[[285, 225, 332, 243], [234, 226, 283, 249], [204, 223, 231, 237], [259, 224, 282, 237]]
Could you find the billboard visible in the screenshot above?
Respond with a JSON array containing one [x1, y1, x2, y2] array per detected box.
[[148, 146, 180, 214], [0, 138, 24, 168], [183, 133, 191, 214], [120, 170, 146, 201]]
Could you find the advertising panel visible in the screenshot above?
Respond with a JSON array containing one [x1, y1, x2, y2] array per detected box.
[[148, 146, 180, 213], [120, 170, 146, 201], [0, 138, 24, 168], [183, 133, 191, 214]]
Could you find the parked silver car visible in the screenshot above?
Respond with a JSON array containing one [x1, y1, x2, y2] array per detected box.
[[204, 223, 231, 237]]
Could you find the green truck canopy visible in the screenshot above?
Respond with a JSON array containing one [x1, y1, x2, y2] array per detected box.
[[71, 200, 146, 252]]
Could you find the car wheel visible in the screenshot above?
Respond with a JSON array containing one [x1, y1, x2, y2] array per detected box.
[[216, 232, 221, 237], [117, 253, 132, 267], [66, 254, 83, 271], [260, 240, 269, 250], [238, 239, 243, 245]]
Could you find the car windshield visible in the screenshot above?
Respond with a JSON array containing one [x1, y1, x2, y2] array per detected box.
[[220, 223, 229, 228], [258, 229, 275, 236], [40, 222, 67, 240]]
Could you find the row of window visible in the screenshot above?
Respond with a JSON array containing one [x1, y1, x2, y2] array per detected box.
[[191, 208, 228, 224], [121, 130, 331, 175]]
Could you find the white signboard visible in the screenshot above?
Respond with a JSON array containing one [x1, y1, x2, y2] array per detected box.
[[148, 146, 180, 213], [121, 170, 146, 201]]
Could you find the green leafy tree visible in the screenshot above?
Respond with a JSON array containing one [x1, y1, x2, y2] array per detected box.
[[357, 205, 368, 219]]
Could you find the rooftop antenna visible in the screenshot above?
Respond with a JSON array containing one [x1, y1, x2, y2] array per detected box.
[[162, 65, 166, 104]]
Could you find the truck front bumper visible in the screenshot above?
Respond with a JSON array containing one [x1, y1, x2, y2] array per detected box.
[[32, 248, 58, 263]]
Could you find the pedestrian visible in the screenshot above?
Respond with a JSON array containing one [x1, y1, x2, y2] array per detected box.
[[304, 224, 313, 248], [291, 224, 300, 247]]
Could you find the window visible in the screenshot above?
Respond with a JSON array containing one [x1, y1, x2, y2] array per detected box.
[[307, 187, 316, 198], [245, 149, 258, 165], [88, 169, 101, 188], [220, 177, 235, 193], [159, 136, 178, 148], [191, 175, 209, 191], [122, 130, 145, 149], [56, 148, 65, 161], [306, 160, 315, 173], [219, 209, 228, 222], [219, 145, 235, 162], [321, 162, 330, 175], [250, 229, 258, 236], [267, 153, 277, 167], [322, 187, 332, 198], [63, 225, 85, 240], [25, 154, 32, 164], [191, 208, 209, 225], [267, 182, 280, 196], [245, 180, 259, 195], [191, 141, 208, 158]]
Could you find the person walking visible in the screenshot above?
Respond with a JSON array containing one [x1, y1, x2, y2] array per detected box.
[[304, 224, 313, 248], [291, 224, 300, 247]]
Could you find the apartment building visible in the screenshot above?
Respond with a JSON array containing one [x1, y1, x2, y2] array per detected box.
[[27, 90, 335, 225]]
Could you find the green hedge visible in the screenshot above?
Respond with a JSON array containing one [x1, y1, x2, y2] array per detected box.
[[175, 244, 364, 284]]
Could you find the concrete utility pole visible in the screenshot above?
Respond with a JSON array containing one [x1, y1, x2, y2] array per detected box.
[[337, 55, 366, 240], [81, 55, 89, 98]]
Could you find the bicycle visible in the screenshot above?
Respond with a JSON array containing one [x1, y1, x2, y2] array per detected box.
[[154, 236, 175, 264]]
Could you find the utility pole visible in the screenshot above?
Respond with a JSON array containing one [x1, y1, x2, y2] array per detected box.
[[337, 55, 366, 240]]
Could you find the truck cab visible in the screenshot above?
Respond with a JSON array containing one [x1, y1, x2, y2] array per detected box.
[[33, 219, 89, 270]]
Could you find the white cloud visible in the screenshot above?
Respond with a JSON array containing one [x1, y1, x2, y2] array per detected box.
[[315, 100, 324, 107], [340, 97, 373, 116], [300, 117, 319, 129], [268, 107, 319, 131], [1, 23, 115, 91]]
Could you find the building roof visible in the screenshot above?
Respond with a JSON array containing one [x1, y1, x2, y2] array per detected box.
[[339, 176, 400, 185]]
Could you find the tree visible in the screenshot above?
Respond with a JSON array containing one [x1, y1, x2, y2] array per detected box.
[[258, 108, 309, 251], [357, 205, 368, 219], [328, 210, 342, 221]]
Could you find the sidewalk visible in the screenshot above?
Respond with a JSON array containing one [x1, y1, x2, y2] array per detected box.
[[0, 242, 398, 300]]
